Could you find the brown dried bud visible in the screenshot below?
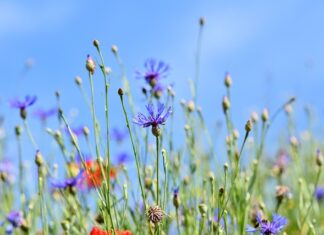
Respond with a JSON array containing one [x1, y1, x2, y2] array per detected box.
[[118, 88, 124, 96], [147, 205, 165, 224]]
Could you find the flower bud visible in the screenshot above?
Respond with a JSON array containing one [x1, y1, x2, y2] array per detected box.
[[118, 88, 124, 96], [144, 177, 153, 190], [199, 16, 205, 26], [224, 72, 232, 87], [222, 96, 230, 113], [86, 55, 96, 74], [152, 126, 161, 137], [83, 126, 90, 136], [251, 112, 259, 123], [316, 149, 323, 167], [93, 39, 100, 49], [15, 125, 22, 136], [245, 120, 252, 133], [111, 45, 118, 54], [261, 108, 269, 122], [208, 171, 215, 182], [75, 76, 82, 86], [35, 151, 44, 167], [198, 203, 208, 216], [187, 100, 195, 113]]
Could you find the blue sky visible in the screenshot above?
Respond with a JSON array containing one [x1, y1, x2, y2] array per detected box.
[[1, 1, 324, 165]]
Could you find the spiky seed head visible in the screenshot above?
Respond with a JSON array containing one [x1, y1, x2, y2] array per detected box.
[[147, 205, 165, 224]]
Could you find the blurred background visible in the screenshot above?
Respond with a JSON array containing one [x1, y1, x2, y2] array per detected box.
[[1, 0, 324, 168]]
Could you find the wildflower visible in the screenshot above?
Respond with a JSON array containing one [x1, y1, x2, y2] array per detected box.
[[86, 55, 96, 74], [147, 205, 165, 224], [272, 150, 290, 176], [173, 187, 180, 208], [315, 186, 324, 201], [50, 172, 83, 190], [115, 152, 130, 165], [33, 108, 57, 121], [0, 159, 15, 183], [10, 95, 37, 119], [247, 213, 287, 235], [111, 128, 128, 143], [0, 210, 25, 234], [136, 58, 170, 87], [133, 102, 172, 137], [89, 227, 132, 235], [83, 160, 117, 188]]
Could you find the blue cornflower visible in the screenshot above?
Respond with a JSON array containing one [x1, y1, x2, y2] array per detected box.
[[247, 213, 287, 235], [50, 172, 83, 190], [136, 58, 170, 87], [33, 108, 57, 121], [133, 102, 172, 137], [10, 95, 37, 119], [0, 210, 24, 234], [315, 186, 324, 201], [111, 127, 128, 143], [116, 152, 130, 165]]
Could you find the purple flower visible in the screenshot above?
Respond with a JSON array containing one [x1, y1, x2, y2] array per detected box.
[[315, 186, 324, 201], [247, 213, 287, 235], [10, 96, 37, 119], [0, 210, 24, 234], [10, 95, 37, 110], [173, 187, 179, 197], [111, 127, 128, 143], [133, 103, 171, 128], [136, 58, 170, 87], [33, 108, 57, 121], [65, 126, 84, 137], [50, 172, 83, 190], [116, 152, 130, 165], [0, 159, 16, 183]]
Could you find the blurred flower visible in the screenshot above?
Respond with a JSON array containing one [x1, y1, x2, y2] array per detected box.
[[0, 159, 16, 183], [247, 213, 287, 235], [0, 210, 24, 234], [10, 95, 37, 119], [111, 128, 128, 143], [272, 150, 290, 176], [33, 108, 57, 121], [50, 172, 83, 190], [136, 58, 170, 87], [10, 96, 37, 110], [133, 102, 171, 136], [65, 126, 84, 137], [315, 186, 324, 201], [89, 227, 132, 235], [116, 152, 130, 165], [83, 160, 117, 188]]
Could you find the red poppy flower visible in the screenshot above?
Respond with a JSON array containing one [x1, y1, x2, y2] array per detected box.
[[90, 227, 132, 235], [83, 160, 117, 188]]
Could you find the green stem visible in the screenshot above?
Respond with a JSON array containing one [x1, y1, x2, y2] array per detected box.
[[23, 120, 37, 150], [156, 136, 160, 206]]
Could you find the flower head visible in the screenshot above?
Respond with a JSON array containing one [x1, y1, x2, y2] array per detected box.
[[136, 58, 170, 87], [0, 210, 25, 234], [0, 159, 16, 183], [33, 108, 57, 121], [247, 213, 287, 235], [315, 186, 324, 201], [133, 102, 172, 137], [89, 227, 132, 235], [10, 95, 37, 119], [111, 128, 128, 143], [50, 171, 83, 190], [83, 160, 117, 188]]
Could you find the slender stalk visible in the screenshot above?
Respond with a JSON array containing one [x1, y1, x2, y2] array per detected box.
[[119, 92, 147, 209], [15, 132, 24, 206], [23, 120, 37, 150], [156, 136, 160, 206], [193, 19, 204, 104]]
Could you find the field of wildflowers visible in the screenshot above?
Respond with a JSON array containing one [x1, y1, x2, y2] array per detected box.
[[0, 15, 324, 235]]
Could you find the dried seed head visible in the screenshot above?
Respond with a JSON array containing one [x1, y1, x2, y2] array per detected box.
[[147, 205, 165, 224]]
